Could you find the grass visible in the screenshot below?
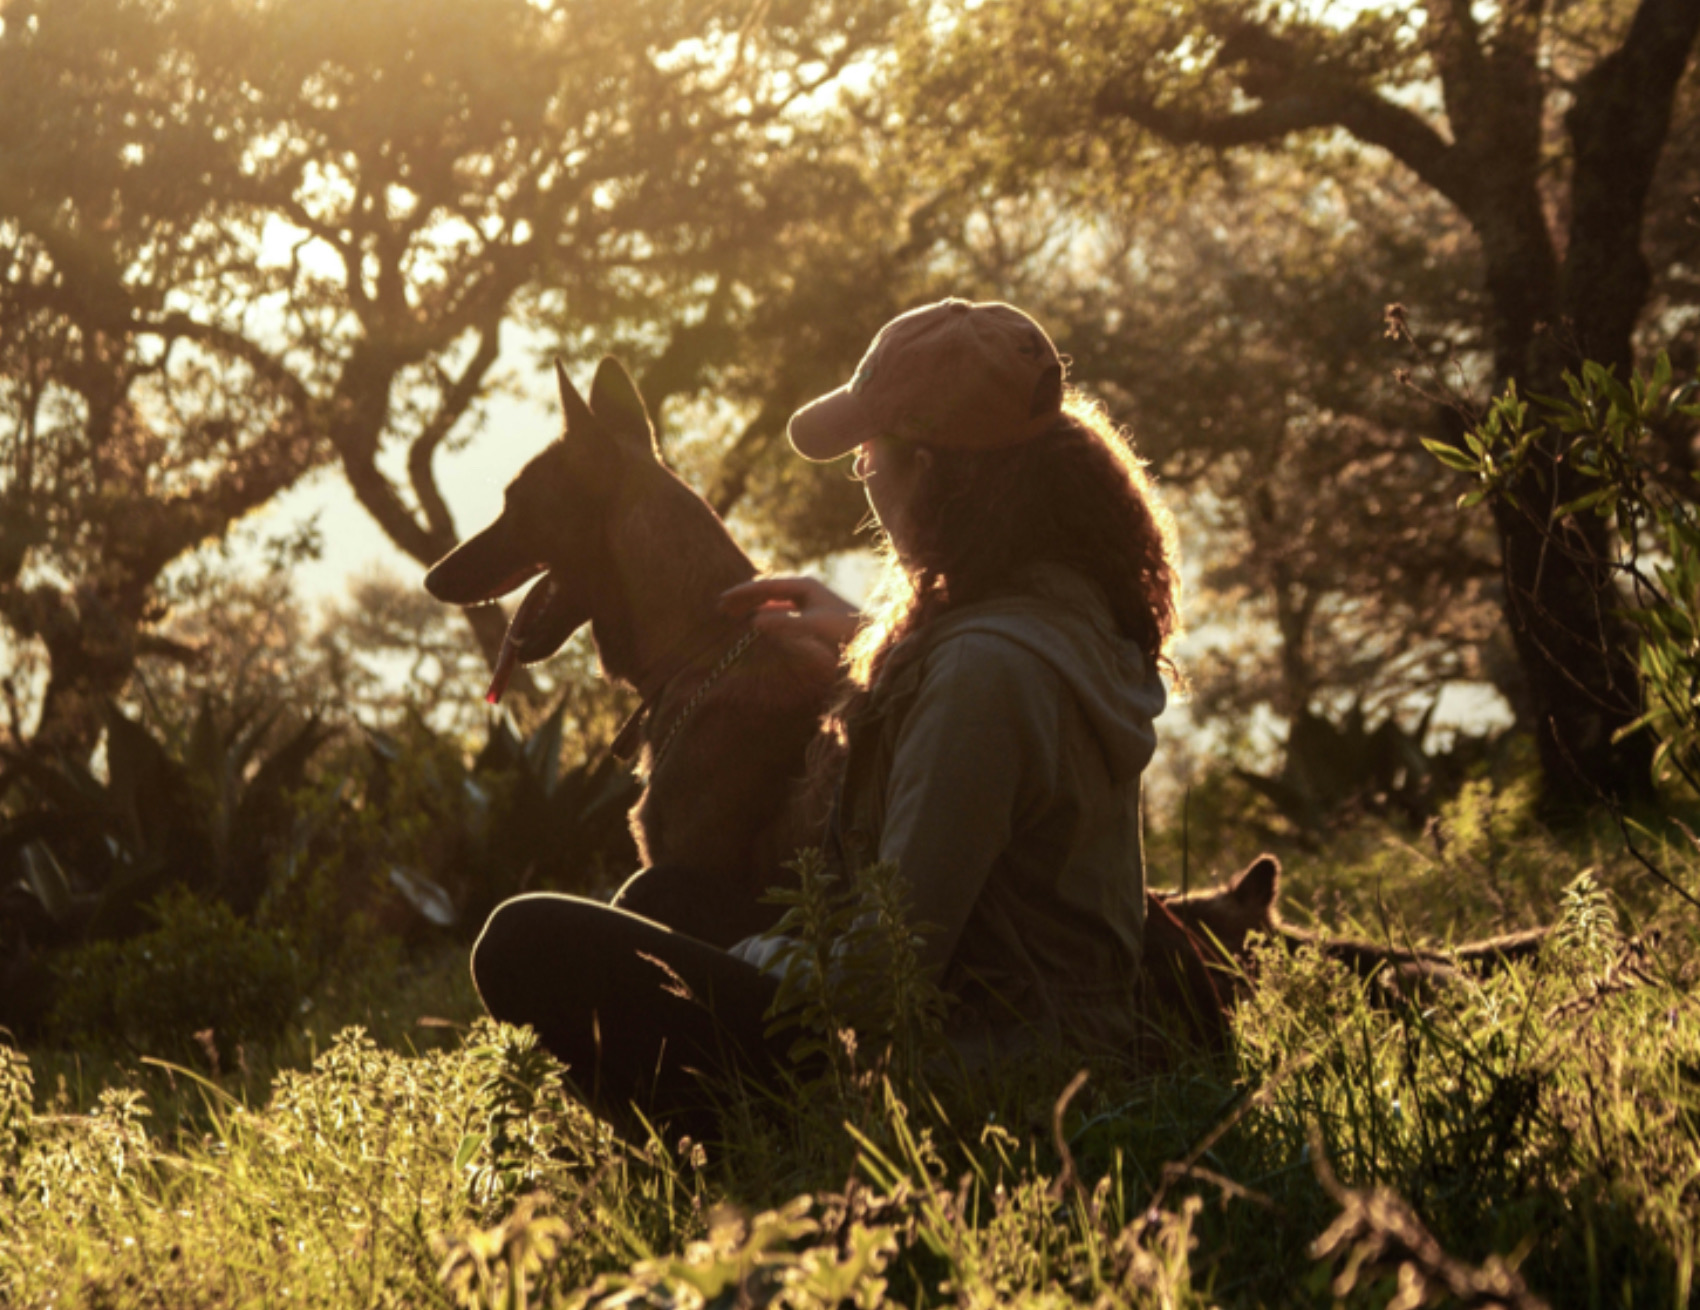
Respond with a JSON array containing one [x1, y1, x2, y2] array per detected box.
[[4, 778, 1699, 1307]]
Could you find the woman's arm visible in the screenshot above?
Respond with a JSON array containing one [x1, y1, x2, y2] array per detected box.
[[876, 635, 1059, 976], [730, 637, 1055, 985]]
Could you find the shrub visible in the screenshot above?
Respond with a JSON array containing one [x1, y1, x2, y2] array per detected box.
[[1427, 355, 1700, 796], [50, 887, 300, 1066], [0, 695, 332, 1037]]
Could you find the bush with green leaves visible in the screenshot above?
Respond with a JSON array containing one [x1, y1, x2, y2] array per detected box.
[[49, 886, 301, 1066], [0, 694, 332, 1035], [357, 701, 640, 936], [1233, 699, 1505, 838], [1426, 355, 1700, 795], [760, 850, 951, 1101]]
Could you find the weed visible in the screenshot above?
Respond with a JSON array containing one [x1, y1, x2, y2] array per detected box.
[[2, 818, 1697, 1306]]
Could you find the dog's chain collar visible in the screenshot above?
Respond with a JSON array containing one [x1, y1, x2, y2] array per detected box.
[[608, 611, 752, 762], [644, 628, 760, 776]]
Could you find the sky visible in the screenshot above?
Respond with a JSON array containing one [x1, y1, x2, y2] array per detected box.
[[262, 369, 559, 607]]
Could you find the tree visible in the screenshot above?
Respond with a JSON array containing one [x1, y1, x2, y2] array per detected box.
[[906, 160, 1505, 736], [239, 0, 911, 670], [0, 0, 901, 754], [0, 0, 331, 755], [904, 0, 1700, 812]]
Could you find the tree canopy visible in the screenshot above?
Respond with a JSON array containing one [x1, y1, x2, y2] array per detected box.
[[0, 0, 904, 745], [896, 0, 1700, 810], [2, 0, 1696, 816]]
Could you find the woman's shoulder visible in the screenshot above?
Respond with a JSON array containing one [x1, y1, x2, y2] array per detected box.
[[923, 568, 1141, 675], [919, 624, 1063, 697], [872, 563, 1161, 714]]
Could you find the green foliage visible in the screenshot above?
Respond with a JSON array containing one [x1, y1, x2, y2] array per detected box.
[[0, 1019, 696, 1308], [569, 1193, 900, 1310], [50, 887, 301, 1066], [436, 1194, 575, 1310], [0, 1045, 29, 1186], [1235, 699, 1501, 836], [1218, 762, 1613, 942], [1226, 881, 1700, 1303], [761, 850, 950, 1096], [1553, 868, 1619, 968], [1, 695, 331, 923], [458, 1022, 609, 1215], [845, 1084, 1215, 1308], [3, 678, 643, 1078], [0, 694, 332, 1036], [1, 842, 1696, 1309], [360, 701, 641, 933], [1432, 356, 1700, 794], [1422, 773, 1560, 925]]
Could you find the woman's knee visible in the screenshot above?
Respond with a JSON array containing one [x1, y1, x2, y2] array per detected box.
[[469, 901, 522, 1019], [469, 894, 596, 1021]]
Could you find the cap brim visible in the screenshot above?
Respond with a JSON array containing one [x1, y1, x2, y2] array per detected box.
[[787, 383, 881, 462]]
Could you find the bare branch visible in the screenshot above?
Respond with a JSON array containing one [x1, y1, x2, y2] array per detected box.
[[1094, 82, 1477, 215], [408, 321, 503, 546]]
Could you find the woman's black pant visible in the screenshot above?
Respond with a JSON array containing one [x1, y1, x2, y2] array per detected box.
[[469, 869, 791, 1139]]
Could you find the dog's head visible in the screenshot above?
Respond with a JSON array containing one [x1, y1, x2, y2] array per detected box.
[[1156, 854, 1282, 962], [424, 356, 662, 701]]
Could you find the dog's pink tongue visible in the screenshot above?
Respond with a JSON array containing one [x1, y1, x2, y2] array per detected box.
[[485, 574, 557, 704], [486, 635, 521, 705]]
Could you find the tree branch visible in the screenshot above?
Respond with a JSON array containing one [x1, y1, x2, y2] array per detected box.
[[1094, 80, 1478, 215], [706, 397, 790, 519], [408, 320, 503, 546], [1420, 0, 1491, 135], [150, 312, 316, 416]]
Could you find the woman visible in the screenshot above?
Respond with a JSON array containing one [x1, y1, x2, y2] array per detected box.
[[470, 299, 1179, 1130]]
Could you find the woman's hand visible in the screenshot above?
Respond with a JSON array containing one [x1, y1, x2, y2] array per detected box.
[[719, 576, 861, 658]]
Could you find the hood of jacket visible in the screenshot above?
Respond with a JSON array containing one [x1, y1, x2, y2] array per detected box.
[[888, 561, 1167, 783]]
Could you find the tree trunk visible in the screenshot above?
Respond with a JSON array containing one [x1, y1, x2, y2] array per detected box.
[[1473, 208, 1658, 815], [1486, 0, 1700, 813], [17, 586, 143, 760], [1489, 460, 1656, 814]]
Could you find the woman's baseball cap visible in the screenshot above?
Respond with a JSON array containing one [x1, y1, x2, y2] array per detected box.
[[788, 299, 1065, 462]]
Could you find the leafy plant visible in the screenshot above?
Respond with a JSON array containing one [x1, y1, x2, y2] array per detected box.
[[2, 695, 331, 921], [49, 887, 300, 1067], [457, 1022, 595, 1214], [1235, 698, 1500, 836], [761, 850, 951, 1098], [1426, 356, 1700, 796], [362, 700, 641, 936], [0, 696, 332, 1035]]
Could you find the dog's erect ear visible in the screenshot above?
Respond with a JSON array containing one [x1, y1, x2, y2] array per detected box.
[[555, 359, 599, 439], [589, 357, 659, 459], [1228, 855, 1281, 913]]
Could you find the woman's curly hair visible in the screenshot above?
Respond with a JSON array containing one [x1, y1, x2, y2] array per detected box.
[[845, 391, 1181, 693]]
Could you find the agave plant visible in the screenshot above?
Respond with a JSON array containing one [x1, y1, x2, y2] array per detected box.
[[0, 697, 333, 1034], [1235, 698, 1499, 836], [365, 699, 640, 937]]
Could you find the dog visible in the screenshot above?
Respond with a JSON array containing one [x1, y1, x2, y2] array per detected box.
[[1158, 855, 1550, 1002], [425, 357, 841, 947]]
